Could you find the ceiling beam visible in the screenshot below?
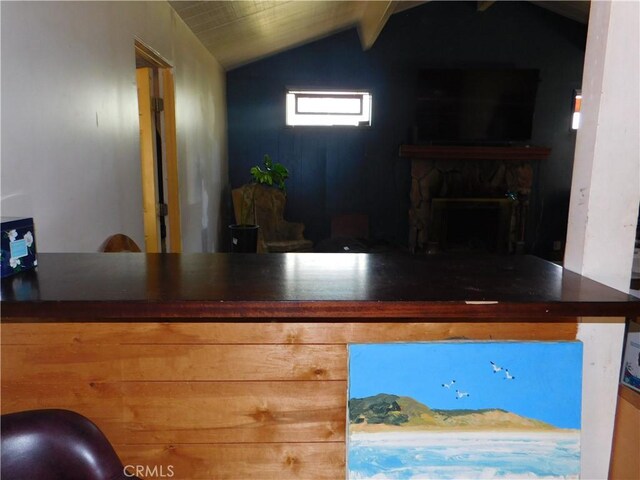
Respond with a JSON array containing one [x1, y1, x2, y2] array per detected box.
[[529, 1, 590, 24], [358, 1, 397, 50], [477, 1, 496, 12]]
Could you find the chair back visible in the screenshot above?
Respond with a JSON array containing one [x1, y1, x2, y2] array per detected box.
[[232, 184, 288, 251], [1, 409, 140, 480], [232, 184, 312, 252], [101, 234, 141, 252]]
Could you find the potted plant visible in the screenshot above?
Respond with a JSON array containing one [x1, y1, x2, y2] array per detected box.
[[250, 154, 288, 191], [229, 155, 289, 252]]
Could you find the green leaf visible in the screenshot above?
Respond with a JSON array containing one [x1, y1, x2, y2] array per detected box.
[[249, 154, 289, 191]]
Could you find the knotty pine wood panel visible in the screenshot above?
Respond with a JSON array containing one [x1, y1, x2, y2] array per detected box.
[[1, 344, 345, 383], [117, 442, 345, 480], [0, 320, 579, 480], [609, 385, 640, 480], [0, 320, 578, 345], [1, 381, 346, 444]]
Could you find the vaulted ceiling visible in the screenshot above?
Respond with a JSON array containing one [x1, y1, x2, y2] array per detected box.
[[169, 1, 590, 71]]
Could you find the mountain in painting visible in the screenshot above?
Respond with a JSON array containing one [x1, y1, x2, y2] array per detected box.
[[349, 393, 558, 431]]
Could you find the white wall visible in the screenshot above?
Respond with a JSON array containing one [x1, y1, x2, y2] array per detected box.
[[1, 1, 228, 252], [564, 1, 640, 478]]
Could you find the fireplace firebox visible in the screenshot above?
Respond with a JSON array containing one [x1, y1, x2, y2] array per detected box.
[[429, 198, 514, 253]]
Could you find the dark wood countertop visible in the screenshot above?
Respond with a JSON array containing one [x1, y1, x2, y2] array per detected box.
[[1, 253, 638, 320]]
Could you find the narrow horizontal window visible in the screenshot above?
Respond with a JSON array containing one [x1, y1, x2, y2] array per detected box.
[[286, 90, 372, 126]]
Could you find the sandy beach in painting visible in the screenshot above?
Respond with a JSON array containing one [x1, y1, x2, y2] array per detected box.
[[350, 429, 579, 445], [348, 430, 580, 479]]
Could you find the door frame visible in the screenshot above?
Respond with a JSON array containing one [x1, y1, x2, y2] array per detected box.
[[135, 39, 182, 253]]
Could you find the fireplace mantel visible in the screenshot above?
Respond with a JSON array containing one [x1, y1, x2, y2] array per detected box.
[[399, 144, 551, 161]]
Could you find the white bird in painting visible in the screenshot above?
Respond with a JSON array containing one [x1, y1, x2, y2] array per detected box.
[[504, 369, 516, 380], [490, 361, 502, 373], [455, 390, 470, 399], [441, 380, 456, 389]]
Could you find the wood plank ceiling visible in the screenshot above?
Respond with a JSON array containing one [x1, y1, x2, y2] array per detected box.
[[169, 1, 590, 71]]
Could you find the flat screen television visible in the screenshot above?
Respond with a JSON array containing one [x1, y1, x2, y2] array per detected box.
[[415, 69, 540, 145]]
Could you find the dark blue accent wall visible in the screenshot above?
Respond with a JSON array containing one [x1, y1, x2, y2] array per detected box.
[[227, 1, 587, 256]]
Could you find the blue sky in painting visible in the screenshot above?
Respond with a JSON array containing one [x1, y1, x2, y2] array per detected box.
[[349, 342, 582, 429]]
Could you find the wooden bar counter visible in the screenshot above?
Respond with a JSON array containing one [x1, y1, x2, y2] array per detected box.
[[2, 253, 639, 479]]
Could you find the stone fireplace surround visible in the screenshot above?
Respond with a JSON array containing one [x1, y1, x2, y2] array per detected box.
[[400, 145, 551, 254]]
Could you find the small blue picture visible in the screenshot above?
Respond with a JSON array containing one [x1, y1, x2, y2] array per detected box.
[[1, 217, 38, 278]]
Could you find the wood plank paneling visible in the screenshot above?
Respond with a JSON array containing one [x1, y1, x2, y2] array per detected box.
[[609, 386, 640, 479], [0, 321, 578, 345], [0, 320, 580, 480], [1, 381, 346, 444], [117, 443, 345, 480], [170, 1, 363, 69], [1, 344, 346, 382]]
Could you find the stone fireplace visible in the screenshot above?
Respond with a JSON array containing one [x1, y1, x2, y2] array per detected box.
[[400, 145, 550, 254]]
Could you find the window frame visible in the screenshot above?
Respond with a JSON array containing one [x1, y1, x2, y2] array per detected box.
[[285, 89, 373, 127]]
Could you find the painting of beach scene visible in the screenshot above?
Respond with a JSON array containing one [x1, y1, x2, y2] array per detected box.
[[348, 342, 582, 479]]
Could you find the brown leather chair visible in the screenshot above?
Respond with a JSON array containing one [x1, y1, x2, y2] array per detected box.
[[232, 184, 313, 253], [1, 409, 140, 480]]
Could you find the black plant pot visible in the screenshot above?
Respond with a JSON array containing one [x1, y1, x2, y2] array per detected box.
[[228, 224, 259, 253]]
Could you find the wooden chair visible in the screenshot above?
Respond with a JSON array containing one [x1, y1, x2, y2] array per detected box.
[[232, 184, 313, 253], [100, 234, 141, 252], [331, 213, 369, 239]]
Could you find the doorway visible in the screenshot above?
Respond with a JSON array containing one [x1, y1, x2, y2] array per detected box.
[[135, 39, 181, 253]]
